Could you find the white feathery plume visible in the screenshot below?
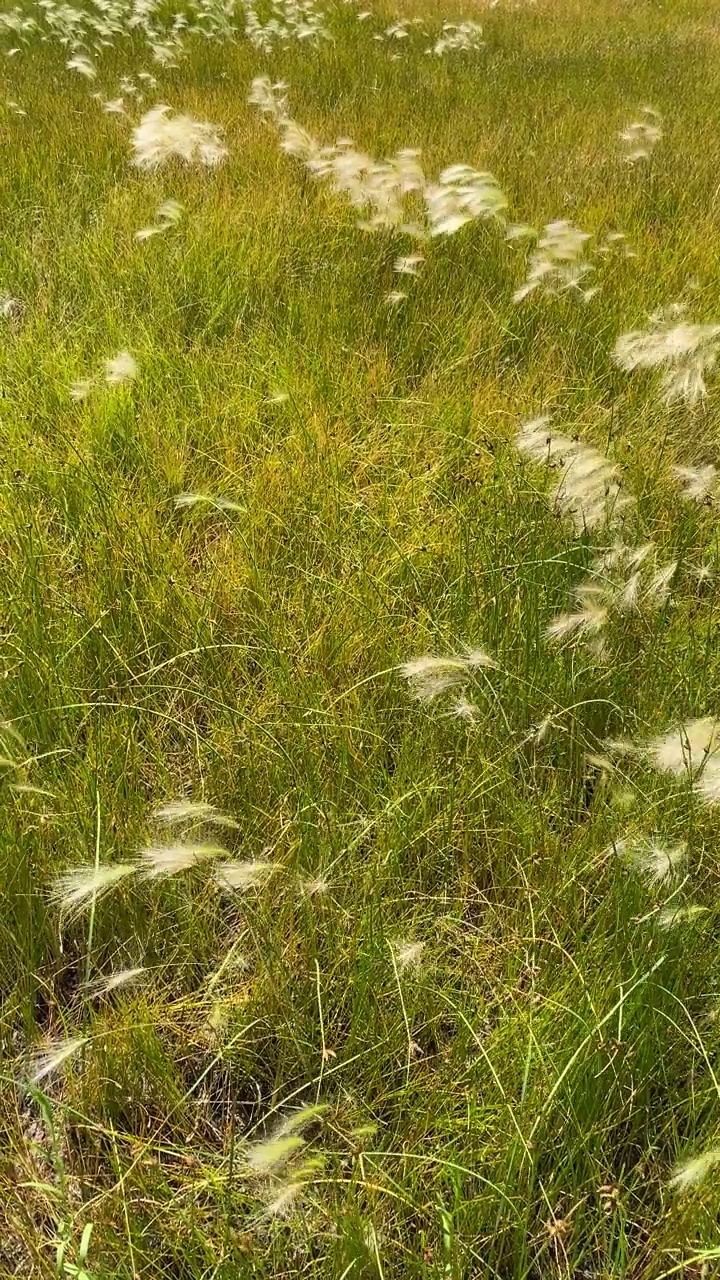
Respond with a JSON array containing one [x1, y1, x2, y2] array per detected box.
[[613, 308, 720, 405], [399, 656, 469, 702], [245, 1105, 322, 1172], [425, 164, 507, 237], [29, 1036, 88, 1084], [174, 493, 244, 512], [672, 464, 718, 504], [612, 835, 686, 885], [644, 561, 677, 607], [246, 1132, 304, 1171], [152, 799, 238, 827], [70, 379, 93, 402], [85, 966, 146, 996], [514, 220, 595, 303], [429, 21, 484, 55], [214, 860, 274, 891], [516, 415, 631, 533], [139, 843, 227, 878], [385, 291, 407, 306], [590, 541, 675, 613], [0, 292, 23, 321], [392, 940, 425, 972], [394, 253, 424, 276], [104, 351, 137, 386], [645, 718, 720, 778], [243, 0, 329, 52], [656, 903, 707, 929], [399, 648, 495, 702], [50, 862, 137, 919], [248, 76, 289, 121], [67, 53, 96, 78], [262, 1178, 307, 1218], [545, 539, 675, 652], [693, 756, 720, 806], [619, 106, 662, 164], [248, 78, 507, 242], [135, 197, 183, 241], [279, 118, 322, 161], [463, 646, 497, 669], [670, 1148, 720, 1193], [450, 697, 481, 722], [132, 105, 227, 171], [546, 601, 608, 645]]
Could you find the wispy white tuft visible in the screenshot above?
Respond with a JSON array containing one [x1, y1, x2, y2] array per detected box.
[[392, 940, 425, 972], [393, 253, 424, 276], [244, 0, 329, 52], [516, 415, 631, 533], [245, 1105, 322, 1171], [450, 696, 482, 723], [51, 862, 137, 919], [67, 53, 96, 79], [400, 647, 495, 703], [546, 595, 608, 645], [139, 843, 227, 878], [613, 307, 720, 405], [104, 351, 137, 386], [86, 966, 146, 996], [619, 106, 662, 164], [612, 835, 686, 885], [248, 77, 507, 242], [246, 1133, 304, 1171], [429, 21, 483, 55], [152, 799, 239, 828], [425, 164, 507, 236], [645, 718, 720, 777], [670, 1147, 720, 1193], [0, 292, 23, 321], [70, 379, 93, 402], [672, 463, 718, 504], [132, 105, 227, 171], [174, 493, 244, 512], [29, 1036, 88, 1084], [693, 757, 720, 806], [656, 903, 707, 929], [214, 860, 274, 891], [136, 197, 183, 242], [514, 221, 596, 303]]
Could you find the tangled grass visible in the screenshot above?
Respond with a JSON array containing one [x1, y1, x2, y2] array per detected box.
[[3, 0, 720, 1275]]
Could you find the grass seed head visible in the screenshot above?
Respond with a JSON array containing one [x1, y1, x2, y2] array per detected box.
[[139, 843, 227, 878], [104, 351, 138, 386], [670, 1147, 720, 1193], [51, 862, 137, 918], [132, 104, 227, 170], [29, 1036, 88, 1084], [214, 859, 274, 890]]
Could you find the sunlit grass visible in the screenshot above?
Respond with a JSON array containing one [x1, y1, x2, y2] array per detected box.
[[3, 0, 720, 1276]]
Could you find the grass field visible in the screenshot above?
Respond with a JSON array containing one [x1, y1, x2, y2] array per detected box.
[[3, 0, 720, 1274]]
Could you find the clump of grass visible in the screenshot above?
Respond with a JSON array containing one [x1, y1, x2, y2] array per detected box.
[[4, 0, 720, 1274]]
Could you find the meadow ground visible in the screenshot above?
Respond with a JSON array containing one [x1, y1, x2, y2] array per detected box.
[[3, 0, 720, 1275]]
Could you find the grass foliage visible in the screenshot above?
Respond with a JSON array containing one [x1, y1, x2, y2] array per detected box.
[[3, 0, 720, 1274]]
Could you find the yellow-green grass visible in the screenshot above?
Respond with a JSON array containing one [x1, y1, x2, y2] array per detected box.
[[3, 0, 720, 1275]]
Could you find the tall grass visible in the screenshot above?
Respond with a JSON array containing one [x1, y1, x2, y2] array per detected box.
[[3, 0, 720, 1275]]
